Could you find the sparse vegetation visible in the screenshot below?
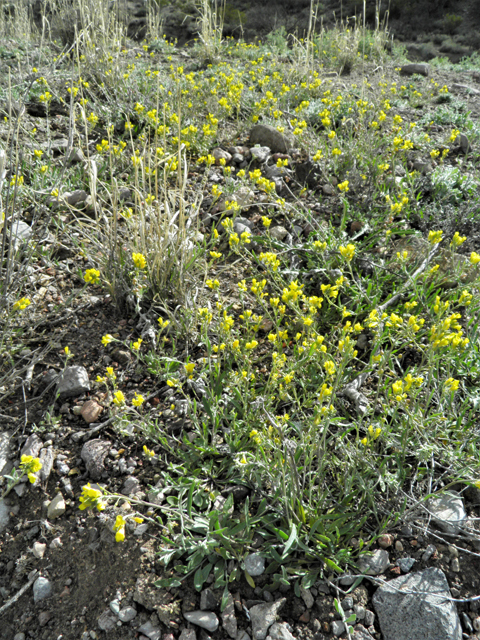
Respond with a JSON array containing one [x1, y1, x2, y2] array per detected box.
[[1, 0, 480, 633]]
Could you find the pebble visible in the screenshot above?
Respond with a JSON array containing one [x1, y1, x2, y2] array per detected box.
[[221, 593, 237, 638], [109, 600, 120, 615], [118, 606, 137, 622], [38, 611, 51, 626], [354, 604, 366, 620], [397, 557, 416, 573], [473, 616, 480, 631], [179, 630, 196, 640], [378, 534, 394, 549], [33, 576, 52, 603], [451, 557, 460, 572], [97, 610, 117, 631], [395, 540, 404, 552], [269, 226, 288, 242], [358, 549, 390, 576], [14, 634, 25, 640], [267, 622, 295, 639], [183, 611, 219, 632], [57, 365, 90, 398], [331, 620, 345, 636], [32, 542, 47, 559], [421, 544, 436, 562], [122, 476, 141, 496], [245, 553, 266, 577], [137, 621, 162, 640], [300, 586, 314, 609], [364, 610, 375, 626], [49, 536, 63, 549], [461, 612, 473, 633], [47, 493, 66, 519]]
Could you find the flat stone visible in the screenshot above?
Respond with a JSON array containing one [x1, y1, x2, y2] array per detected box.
[[0, 498, 10, 533], [20, 434, 43, 458], [184, 611, 219, 632], [267, 622, 295, 640], [358, 549, 390, 576], [212, 148, 232, 165], [81, 439, 110, 480], [400, 63, 429, 76], [118, 606, 137, 622], [245, 553, 265, 577], [97, 609, 117, 631], [221, 593, 237, 638], [250, 599, 286, 640], [397, 557, 415, 573], [80, 400, 103, 424], [137, 621, 162, 640], [352, 625, 375, 639], [372, 567, 462, 640], [428, 491, 466, 534], [33, 576, 52, 603], [0, 431, 12, 477], [48, 493, 66, 519], [249, 124, 293, 153], [11, 220, 33, 249], [66, 189, 88, 205], [300, 586, 314, 609], [57, 365, 90, 398]]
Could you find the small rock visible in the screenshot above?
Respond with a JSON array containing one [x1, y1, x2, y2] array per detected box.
[[47, 492, 66, 519], [57, 366, 90, 398], [212, 148, 232, 165], [364, 610, 375, 627], [38, 446, 54, 484], [221, 593, 237, 638], [13, 634, 26, 640], [118, 606, 137, 622], [397, 557, 415, 573], [245, 553, 265, 577], [378, 534, 394, 549], [81, 400, 103, 424], [322, 183, 334, 195], [354, 605, 366, 620], [342, 597, 354, 611], [473, 616, 480, 631], [66, 189, 88, 205], [250, 146, 271, 164], [300, 586, 314, 609], [109, 599, 120, 615], [359, 549, 390, 576], [137, 621, 162, 640], [249, 124, 293, 153], [400, 63, 429, 76], [134, 523, 149, 536], [13, 483, 26, 496], [49, 536, 63, 549], [428, 491, 466, 534], [20, 434, 43, 458], [200, 588, 217, 611], [451, 557, 460, 572], [184, 611, 219, 633], [0, 431, 12, 477], [66, 148, 85, 164], [331, 620, 345, 636], [81, 439, 110, 480], [97, 609, 117, 631], [395, 541, 404, 552], [269, 226, 288, 242], [32, 542, 47, 559], [38, 611, 51, 626], [179, 630, 196, 640], [461, 612, 473, 633], [456, 133, 471, 155], [122, 476, 141, 496], [33, 576, 52, 603], [422, 545, 436, 562], [250, 599, 286, 640], [267, 622, 295, 640]]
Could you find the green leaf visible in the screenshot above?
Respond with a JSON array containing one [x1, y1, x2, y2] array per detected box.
[[272, 526, 289, 542], [282, 523, 298, 558], [294, 580, 301, 598], [220, 585, 230, 612], [245, 570, 256, 588], [301, 570, 319, 589], [324, 558, 342, 573], [155, 577, 182, 588]]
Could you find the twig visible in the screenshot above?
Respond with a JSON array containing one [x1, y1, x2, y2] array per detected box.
[[0, 570, 38, 617]]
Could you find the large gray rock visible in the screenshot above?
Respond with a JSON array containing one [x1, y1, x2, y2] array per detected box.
[[250, 599, 286, 640], [249, 124, 292, 154], [428, 491, 466, 534], [372, 567, 462, 640], [57, 365, 90, 398]]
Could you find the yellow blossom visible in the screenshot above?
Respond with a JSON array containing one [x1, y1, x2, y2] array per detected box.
[[132, 253, 147, 269], [84, 269, 100, 284], [102, 334, 114, 346], [132, 393, 144, 407], [113, 390, 125, 405]]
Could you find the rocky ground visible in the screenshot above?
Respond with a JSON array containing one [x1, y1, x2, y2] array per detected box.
[[1, 3, 480, 640]]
